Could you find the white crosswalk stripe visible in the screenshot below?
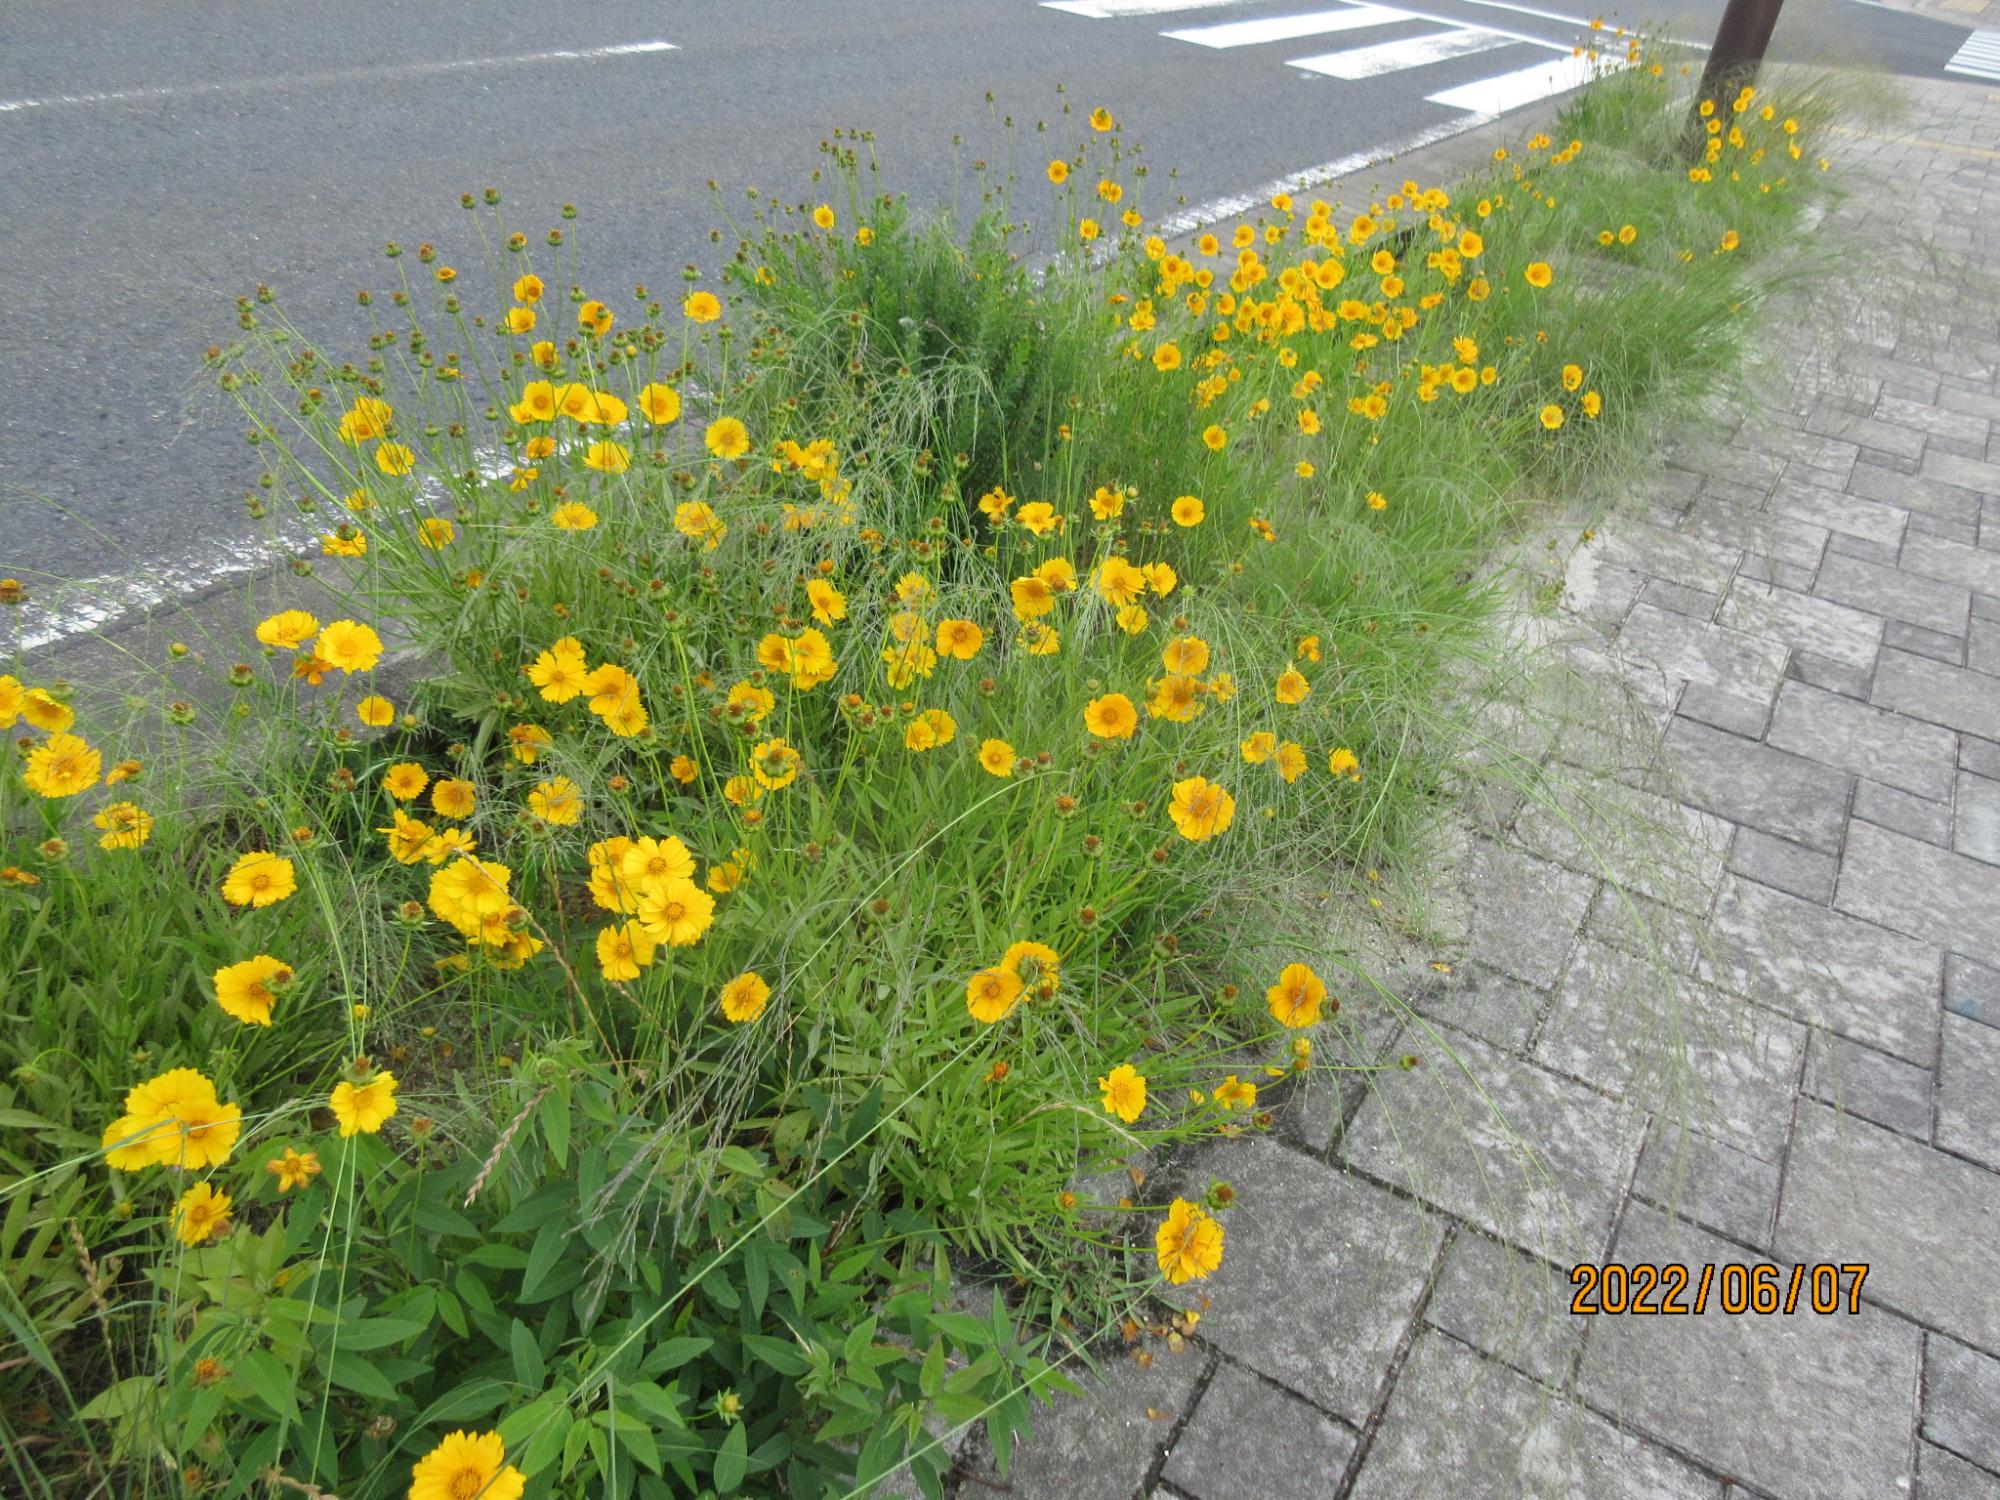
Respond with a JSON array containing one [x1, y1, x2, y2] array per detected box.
[[1944, 29, 2000, 81], [1426, 50, 1613, 111], [1163, 5, 1415, 47], [1294, 27, 1518, 78], [1048, 0, 1608, 116], [1042, 0, 1261, 15], [1043, 0, 1614, 118]]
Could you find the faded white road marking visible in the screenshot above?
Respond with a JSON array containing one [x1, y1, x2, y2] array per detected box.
[[0, 40, 677, 114], [1042, 0, 1259, 14], [1944, 30, 2000, 81]]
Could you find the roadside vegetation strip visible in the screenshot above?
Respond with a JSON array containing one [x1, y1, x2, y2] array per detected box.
[[0, 48, 1836, 1500]]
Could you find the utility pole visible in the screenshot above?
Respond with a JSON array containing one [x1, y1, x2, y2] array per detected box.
[[1683, 0, 1787, 157]]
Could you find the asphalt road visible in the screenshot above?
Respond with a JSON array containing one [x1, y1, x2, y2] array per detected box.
[[0, 0, 1968, 647]]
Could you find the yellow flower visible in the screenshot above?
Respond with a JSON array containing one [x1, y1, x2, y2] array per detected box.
[[1327, 747, 1362, 780], [266, 1147, 322, 1192], [551, 501, 598, 531], [935, 618, 984, 661], [512, 274, 544, 303], [1084, 693, 1138, 740], [684, 290, 722, 323], [750, 737, 802, 790], [1561, 363, 1584, 392], [637, 877, 715, 947], [1155, 1198, 1224, 1284], [356, 694, 395, 727], [675, 500, 728, 549], [23, 732, 102, 798], [506, 306, 536, 334], [255, 609, 319, 649], [431, 779, 477, 820], [1094, 555, 1147, 607], [595, 921, 657, 981], [329, 1072, 399, 1137], [221, 851, 296, 908], [1214, 1074, 1257, 1110], [811, 203, 836, 230], [1275, 741, 1307, 783], [408, 1431, 526, 1500], [1540, 404, 1566, 431], [806, 578, 847, 624], [315, 620, 384, 673], [638, 383, 681, 424], [1168, 777, 1235, 842], [93, 800, 152, 850], [322, 527, 367, 558], [528, 776, 583, 825], [720, 971, 772, 1023], [1241, 731, 1276, 764], [1525, 261, 1554, 288], [1098, 1064, 1146, 1123], [1275, 665, 1310, 705], [528, 637, 590, 702], [578, 299, 614, 336], [383, 762, 429, 800], [102, 1067, 241, 1171], [1171, 495, 1204, 527], [1089, 106, 1115, 132], [966, 966, 1024, 1024], [705, 417, 751, 460], [904, 708, 957, 752], [1201, 424, 1227, 452], [1267, 962, 1327, 1028], [375, 442, 416, 476], [174, 1182, 233, 1246], [336, 396, 393, 444], [584, 440, 631, 473], [1047, 159, 1070, 184], [979, 738, 1016, 777], [214, 954, 292, 1026]]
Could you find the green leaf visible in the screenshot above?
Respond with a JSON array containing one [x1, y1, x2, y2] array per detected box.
[[412, 1378, 513, 1429], [740, 1333, 808, 1376], [326, 1350, 401, 1403], [509, 1318, 546, 1389], [646, 1337, 713, 1375], [711, 1421, 748, 1494], [519, 1222, 567, 1300], [336, 1316, 429, 1351], [79, 1375, 154, 1422], [542, 1091, 571, 1169]]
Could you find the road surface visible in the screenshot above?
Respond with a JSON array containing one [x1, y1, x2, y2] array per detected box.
[[0, 0, 1970, 646]]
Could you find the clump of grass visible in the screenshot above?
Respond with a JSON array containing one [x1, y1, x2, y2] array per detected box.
[[0, 49, 1843, 1499]]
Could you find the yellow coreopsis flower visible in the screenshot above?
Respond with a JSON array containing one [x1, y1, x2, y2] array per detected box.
[[1168, 777, 1235, 842], [329, 1071, 399, 1137], [1155, 1198, 1224, 1284], [1098, 1064, 1147, 1123], [408, 1431, 526, 1500]]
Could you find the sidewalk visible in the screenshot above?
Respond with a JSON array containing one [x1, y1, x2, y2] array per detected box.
[[949, 78, 2000, 1500]]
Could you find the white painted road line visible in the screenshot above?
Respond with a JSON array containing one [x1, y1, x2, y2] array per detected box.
[[1041, 0, 1259, 14], [1427, 51, 1622, 112], [1165, 5, 1414, 48], [1293, 26, 1519, 78], [0, 40, 678, 114], [1945, 30, 2000, 80], [1153, 111, 1498, 238]]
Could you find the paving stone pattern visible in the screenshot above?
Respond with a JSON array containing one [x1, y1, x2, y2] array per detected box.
[[921, 83, 2000, 1500]]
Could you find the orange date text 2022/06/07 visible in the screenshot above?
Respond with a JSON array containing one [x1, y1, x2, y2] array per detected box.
[[1568, 1262, 1870, 1316]]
